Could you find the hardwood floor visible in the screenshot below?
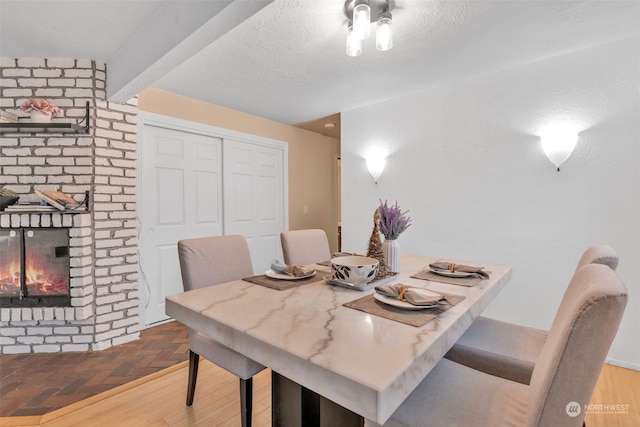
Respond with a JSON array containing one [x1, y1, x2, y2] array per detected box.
[[585, 364, 640, 427], [1, 362, 638, 426]]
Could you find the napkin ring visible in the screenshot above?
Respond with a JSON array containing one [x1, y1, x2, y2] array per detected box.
[[448, 262, 456, 273], [397, 285, 409, 301]]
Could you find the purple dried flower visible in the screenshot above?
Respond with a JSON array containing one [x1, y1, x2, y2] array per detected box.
[[378, 199, 411, 240]]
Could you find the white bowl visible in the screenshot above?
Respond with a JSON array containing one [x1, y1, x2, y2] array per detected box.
[[331, 256, 379, 285]]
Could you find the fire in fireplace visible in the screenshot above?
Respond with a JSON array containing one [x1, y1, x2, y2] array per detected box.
[[0, 228, 71, 307]]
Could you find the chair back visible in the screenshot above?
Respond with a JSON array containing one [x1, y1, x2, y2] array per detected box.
[[551, 245, 620, 337], [527, 264, 628, 426], [575, 244, 619, 272], [178, 235, 254, 291], [280, 229, 331, 265]]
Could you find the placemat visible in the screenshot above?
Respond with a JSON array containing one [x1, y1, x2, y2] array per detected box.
[[242, 273, 324, 290], [410, 269, 488, 287], [343, 289, 465, 327]]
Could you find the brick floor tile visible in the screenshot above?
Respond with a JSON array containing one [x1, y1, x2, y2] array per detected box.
[[0, 322, 189, 417]]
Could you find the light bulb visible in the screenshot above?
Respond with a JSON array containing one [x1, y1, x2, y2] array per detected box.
[[353, 1, 371, 40], [346, 21, 362, 57], [376, 12, 392, 51]]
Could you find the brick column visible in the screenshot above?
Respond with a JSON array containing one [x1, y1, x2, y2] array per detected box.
[[0, 57, 140, 353]]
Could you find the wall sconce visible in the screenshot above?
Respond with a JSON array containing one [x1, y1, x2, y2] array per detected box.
[[540, 128, 579, 171], [366, 154, 386, 183]]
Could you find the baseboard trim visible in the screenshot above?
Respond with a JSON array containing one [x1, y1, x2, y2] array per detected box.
[[606, 357, 640, 371]]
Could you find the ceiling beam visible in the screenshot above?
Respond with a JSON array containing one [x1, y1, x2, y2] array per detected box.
[[107, 0, 274, 102]]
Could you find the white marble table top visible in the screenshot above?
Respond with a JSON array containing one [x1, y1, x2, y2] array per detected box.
[[166, 254, 512, 424]]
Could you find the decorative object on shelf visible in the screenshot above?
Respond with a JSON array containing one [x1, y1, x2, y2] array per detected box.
[[378, 199, 411, 273], [20, 98, 60, 123], [0, 186, 19, 211], [0, 186, 18, 197], [4, 203, 57, 212], [0, 110, 18, 123], [366, 208, 388, 278], [29, 110, 52, 123], [34, 189, 86, 211], [343, 0, 393, 57]]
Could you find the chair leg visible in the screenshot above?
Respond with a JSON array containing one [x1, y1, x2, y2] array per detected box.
[[186, 350, 199, 406], [240, 377, 253, 427]]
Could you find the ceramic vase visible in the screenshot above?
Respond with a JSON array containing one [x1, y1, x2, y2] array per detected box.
[[30, 110, 52, 123], [382, 239, 400, 273]]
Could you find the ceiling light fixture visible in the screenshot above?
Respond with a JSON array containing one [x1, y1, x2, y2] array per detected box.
[[344, 0, 393, 56]]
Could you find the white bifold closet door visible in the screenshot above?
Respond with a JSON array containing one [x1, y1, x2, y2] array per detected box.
[[139, 116, 286, 327], [223, 138, 285, 274]]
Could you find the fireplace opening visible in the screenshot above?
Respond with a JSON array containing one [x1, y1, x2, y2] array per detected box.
[[0, 228, 71, 307]]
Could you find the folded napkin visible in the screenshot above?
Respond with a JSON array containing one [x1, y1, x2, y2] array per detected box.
[[429, 261, 489, 279], [271, 260, 315, 277], [332, 251, 364, 258], [375, 284, 444, 306]]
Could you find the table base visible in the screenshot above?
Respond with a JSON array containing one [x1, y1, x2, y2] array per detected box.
[[272, 371, 363, 427]]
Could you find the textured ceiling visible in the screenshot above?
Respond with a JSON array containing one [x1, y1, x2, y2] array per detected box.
[[1, 0, 639, 127]]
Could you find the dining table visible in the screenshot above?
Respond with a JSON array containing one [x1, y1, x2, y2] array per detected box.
[[165, 254, 512, 426]]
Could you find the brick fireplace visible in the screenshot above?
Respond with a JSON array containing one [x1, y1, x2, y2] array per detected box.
[[0, 58, 139, 353]]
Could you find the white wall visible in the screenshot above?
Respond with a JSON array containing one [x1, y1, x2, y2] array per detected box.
[[341, 37, 640, 370]]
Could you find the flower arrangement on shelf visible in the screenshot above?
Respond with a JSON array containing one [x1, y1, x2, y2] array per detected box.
[[20, 98, 60, 117], [378, 199, 412, 240]]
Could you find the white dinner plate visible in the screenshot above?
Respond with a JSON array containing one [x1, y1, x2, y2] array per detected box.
[[428, 267, 476, 278], [373, 293, 439, 310], [265, 269, 316, 280], [324, 274, 397, 292]]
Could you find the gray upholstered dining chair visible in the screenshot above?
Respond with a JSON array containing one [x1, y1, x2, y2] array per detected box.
[[177, 235, 266, 427], [369, 263, 628, 427], [444, 245, 619, 384], [280, 229, 331, 265]]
